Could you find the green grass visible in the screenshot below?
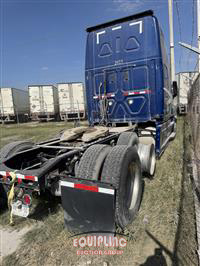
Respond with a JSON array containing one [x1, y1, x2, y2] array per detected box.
[[0, 122, 77, 148], [0, 121, 83, 228], [1, 118, 198, 266]]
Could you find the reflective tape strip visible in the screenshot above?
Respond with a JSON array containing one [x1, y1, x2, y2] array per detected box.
[[16, 173, 24, 179], [0, 171, 6, 176], [15, 173, 38, 182], [61, 180, 115, 195], [99, 187, 115, 195], [129, 91, 140, 95], [24, 176, 37, 182], [107, 93, 115, 97], [74, 183, 98, 192], [61, 180, 74, 188], [0, 171, 38, 182], [93, 93, 115, 99], [124, 90, 151, 96]]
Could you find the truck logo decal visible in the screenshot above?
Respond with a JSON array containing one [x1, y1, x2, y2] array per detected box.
[[125, 37, 139, 51], [129, 20, 143, 34], [99, 43, 112, 57]]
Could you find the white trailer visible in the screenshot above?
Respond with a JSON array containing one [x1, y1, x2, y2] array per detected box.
[[0, 88, 29, 123], [29, 85, 59, 121], [176, 72, 198, 114], [57, 82, 86, 121]]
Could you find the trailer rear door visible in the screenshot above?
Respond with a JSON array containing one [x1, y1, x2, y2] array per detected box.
[[0, 88, 15, 115], [58, 84, 71, 113], [71, 83, 85, 112], [43, 86, 55, 113], [29, 86, 41, 113]]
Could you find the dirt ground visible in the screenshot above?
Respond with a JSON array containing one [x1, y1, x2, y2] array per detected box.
[[0, 225, 33, 258], [0, 119, 198, 266]]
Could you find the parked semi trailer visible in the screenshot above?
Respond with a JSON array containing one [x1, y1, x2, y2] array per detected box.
[[176, 72, 198, 115], [0, 11, 177, 233], [57, 82, 86, 121], [0, 88, 29, 123], [29, 85, 59, 121]]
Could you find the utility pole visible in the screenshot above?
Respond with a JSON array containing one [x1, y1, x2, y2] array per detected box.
[[168, 0, 175, 83], [197, 0, 200, 72]]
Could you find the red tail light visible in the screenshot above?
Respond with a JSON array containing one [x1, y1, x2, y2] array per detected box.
[[23, 194, 31, 206]]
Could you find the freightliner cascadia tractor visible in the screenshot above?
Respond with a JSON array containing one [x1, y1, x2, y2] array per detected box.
[[0, 10, 177, 233]]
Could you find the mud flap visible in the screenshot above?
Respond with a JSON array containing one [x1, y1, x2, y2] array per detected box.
[[61, 177, 116, 234]]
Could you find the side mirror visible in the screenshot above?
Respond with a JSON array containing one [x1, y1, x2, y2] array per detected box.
[[172, 81, 178, 98]]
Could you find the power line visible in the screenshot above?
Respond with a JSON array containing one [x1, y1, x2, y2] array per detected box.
[[191, 0, 195, 47], [175, 0, 182, 41], [186, 0, 195, 69]]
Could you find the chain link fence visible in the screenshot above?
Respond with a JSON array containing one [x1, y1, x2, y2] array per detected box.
[[188, 73, 200, 180], [187, 72, 200, 262]]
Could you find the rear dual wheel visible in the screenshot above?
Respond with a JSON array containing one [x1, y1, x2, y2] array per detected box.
[[116, 132, 139, 147], [101, 145, 142, 228], [76, 144, 111, 180], [76, 144, 142, 229]]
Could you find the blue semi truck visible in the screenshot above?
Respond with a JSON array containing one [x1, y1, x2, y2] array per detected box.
[[0, 10, 177, 232]]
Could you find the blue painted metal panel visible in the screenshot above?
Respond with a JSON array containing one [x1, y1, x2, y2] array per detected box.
[[85, 12, 170, 125], [155, 118, 175, 156]]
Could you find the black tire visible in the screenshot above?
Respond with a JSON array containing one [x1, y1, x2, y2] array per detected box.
[[101, 145, 142, 228], [76, 144, 111, 180], [117, 132, 139, 147], [0, 141, 34, 161]]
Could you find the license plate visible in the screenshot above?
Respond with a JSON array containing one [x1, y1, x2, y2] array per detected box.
[[11, 201, 29, 217]]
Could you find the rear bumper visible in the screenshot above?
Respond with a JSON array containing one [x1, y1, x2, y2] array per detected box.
[[0, 161, 40, 193], [61, 177, 116, 234], [0, 115, 15, 122], [60, 112, 85, 120], [31, 112, 57, 120]]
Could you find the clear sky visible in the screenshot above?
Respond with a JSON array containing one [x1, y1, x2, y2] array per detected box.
[[0, 0, 198, 89]]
